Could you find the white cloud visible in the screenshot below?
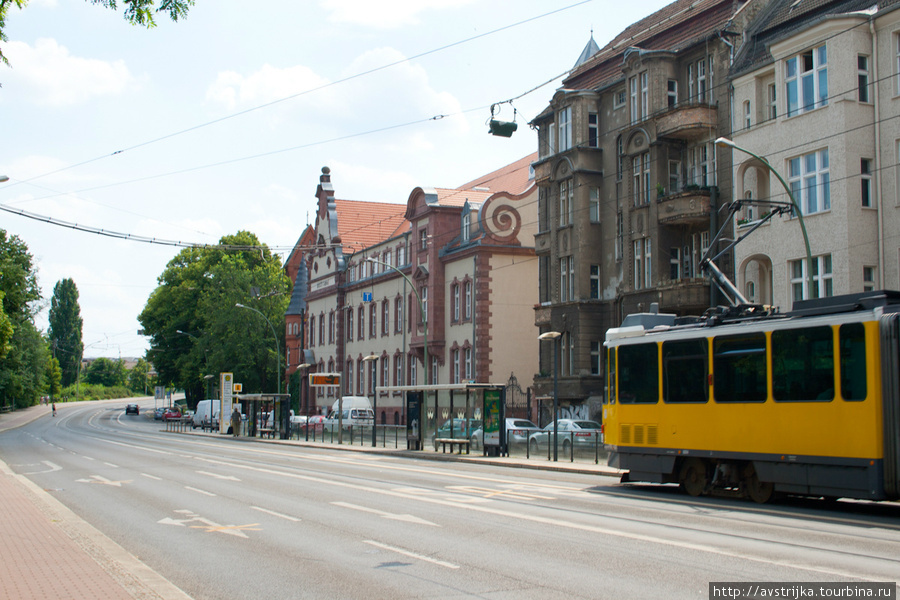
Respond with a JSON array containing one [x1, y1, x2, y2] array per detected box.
[[4, 39, 138, 106], [320, 0, 476, 28], [205, 64, 332, 113]]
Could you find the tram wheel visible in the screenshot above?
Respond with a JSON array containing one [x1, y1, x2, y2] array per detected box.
[[679, 458, 708, 497], [744, 469, 774, 504]]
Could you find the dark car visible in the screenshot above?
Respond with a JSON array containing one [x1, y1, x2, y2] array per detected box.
[[125, 403, 139, 415], [429, 418, 482, 451], [162, 407, 182, 421]]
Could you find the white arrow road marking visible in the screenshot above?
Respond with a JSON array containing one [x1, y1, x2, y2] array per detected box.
[[76, 475, 131, 487], [184, 486, 216, 497], [141, 473, 162, 480], [251, 506, 301, 522], [196, 470, 240, 481], [157, 510, 257, 538], [22, 461, 62, 475], [364, 540, 459, 569], [332, 502, 439, 527]]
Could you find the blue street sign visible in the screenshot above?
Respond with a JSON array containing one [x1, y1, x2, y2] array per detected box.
[[363, 292, 373, 302]]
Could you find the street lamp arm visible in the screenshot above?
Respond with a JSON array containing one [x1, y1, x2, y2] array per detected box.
[[235, 302, 282, 395]]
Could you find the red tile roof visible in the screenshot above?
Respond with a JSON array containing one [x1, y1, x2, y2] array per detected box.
[[456, 152, 538, 196], [564, 0, 748, 90], [333, 198, 408, 253]]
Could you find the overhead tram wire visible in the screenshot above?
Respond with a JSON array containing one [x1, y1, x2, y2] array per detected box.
[[2, 0, 594, 192]]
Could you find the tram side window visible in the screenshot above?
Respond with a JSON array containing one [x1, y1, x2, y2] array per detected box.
[[606, 347, 616, 404], [663, 339, 709, 403], [772, 326, 833, 402], [618, 343, 659, 404], [839, 322, 867, 401], [713, 333, 767, 403]]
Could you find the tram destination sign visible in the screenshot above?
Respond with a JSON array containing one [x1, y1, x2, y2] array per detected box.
[[309, 373, 341, 387]]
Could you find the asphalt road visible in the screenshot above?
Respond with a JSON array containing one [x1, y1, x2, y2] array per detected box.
[[1, 400, 899, 599]]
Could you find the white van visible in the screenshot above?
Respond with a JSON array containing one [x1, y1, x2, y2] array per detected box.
[[192, 399, 221, 431], [325, 396, 374, 432]]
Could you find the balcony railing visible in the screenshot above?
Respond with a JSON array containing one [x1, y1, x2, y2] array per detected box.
[[656, 103, 717, 141]]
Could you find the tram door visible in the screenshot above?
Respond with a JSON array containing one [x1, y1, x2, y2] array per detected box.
[[880, 313, 900, 499]]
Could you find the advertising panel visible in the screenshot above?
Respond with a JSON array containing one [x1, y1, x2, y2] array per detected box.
[[220, 372, 233, 434]]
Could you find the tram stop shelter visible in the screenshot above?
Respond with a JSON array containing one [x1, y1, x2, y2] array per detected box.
[[233, 393, 291, 439], [376, 383, 507, 456]]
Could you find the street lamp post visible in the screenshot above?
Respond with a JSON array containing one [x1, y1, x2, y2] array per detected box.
[[237, 302, 284, 438], [715, 137, 815, 300], [538, 331, 561, 462], [362, 354, 379, 447], [366, 257, 428, 450], [297, 363, 312, 440]]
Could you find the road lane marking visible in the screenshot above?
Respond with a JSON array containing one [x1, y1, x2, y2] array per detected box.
[[332, 501, 439, 527], [22, 461, 62, 475], [104, 462, 119, 468], [141, 473, 162, 480], [251, 506, 301, 522], [158, 510, 259, 538], [76, 475, 131, 487], [446, 485, 555, 501], [196, 470, 240, 481], [198, 456, 895, 581], [184, 486, 216, 497], [364, 540, 459, 569]]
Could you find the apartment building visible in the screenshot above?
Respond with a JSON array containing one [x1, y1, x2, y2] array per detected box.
[[301, 157, 538, 423], [531, 0, 766, 416], [728, 0, 900, 308]]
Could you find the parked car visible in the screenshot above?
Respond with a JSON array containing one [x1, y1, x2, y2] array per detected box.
[[154, 407, 165, 420], [302, 415, 326, 432], [125, 403, 139, 415], [429, 418, 482, 451], [470, 418, 540, 450], [528, 419, 603, 457], [162, 407, 182, 421], [325, 408, 374, 433]]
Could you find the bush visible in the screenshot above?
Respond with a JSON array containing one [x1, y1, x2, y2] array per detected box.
[[57, 383, 133, 403]]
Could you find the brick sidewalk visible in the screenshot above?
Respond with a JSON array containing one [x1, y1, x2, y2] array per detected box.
[[0, 403, 191, 600]]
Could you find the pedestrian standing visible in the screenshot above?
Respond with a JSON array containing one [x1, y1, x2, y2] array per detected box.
[[231, 406, 241, 437]]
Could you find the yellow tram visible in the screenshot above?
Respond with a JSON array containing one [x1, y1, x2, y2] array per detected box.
[[602, 290, 900, 503]]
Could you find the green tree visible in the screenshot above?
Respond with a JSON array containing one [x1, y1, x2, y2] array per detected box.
[[48, 278, 83, 387], [0, 291, 13, 359], [0, 229, 43, 409], [128, 357, 150, 394], [1, 0, 195, 65], [139, 231, 289, 405], [45, 354, 61, 399], [83, 357, 127, 387]]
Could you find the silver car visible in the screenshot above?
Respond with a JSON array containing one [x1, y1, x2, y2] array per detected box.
[[528, 419, 602, 457], [470, 418, 540, 450]]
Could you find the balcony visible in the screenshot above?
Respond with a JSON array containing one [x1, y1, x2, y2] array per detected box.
[[657, 279, 711, 313], [656, 103, 717, 141], [657, 188, 711, 227]]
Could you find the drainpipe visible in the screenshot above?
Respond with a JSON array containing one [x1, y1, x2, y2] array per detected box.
[[871, 18, 886, 288]]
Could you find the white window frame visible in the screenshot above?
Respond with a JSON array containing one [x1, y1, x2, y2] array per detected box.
[[667, 79, 677, 107], [589, 187, 600, 222], [861, 158, 873, 208], [588, 112, 599, 148], [464, 348, 472, 381], [785, 44, 828, 117], [629, 76, 639, 124], [858, 54, 870, 103], [640, 71, 649, 119], [644, 238, 652, 289], [590, 264, 600, 299], [863, 266, 876, 292], [558, 106, 572, 152], [464, 280, 472, 320], [613, 89, 626, 109], [768, 83, 777, 120], [788, 148, 830, 215], [590, 341, 601, 376], [633, 239, 643, 290], [790, 254, 833, 301], [744, 100, 751, 130]]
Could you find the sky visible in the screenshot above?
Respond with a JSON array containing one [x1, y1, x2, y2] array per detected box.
[[0, 0, 671, 359]]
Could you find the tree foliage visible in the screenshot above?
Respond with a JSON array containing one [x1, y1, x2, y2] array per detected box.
[[48, 278, 83, 387], [45, 354, 61, 399], [1, 0, 195, 65], [83, 357, 128, 387], [139, 232, 290, 406], [0, 229, 44, 409], [128, 357, 150, 394]]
